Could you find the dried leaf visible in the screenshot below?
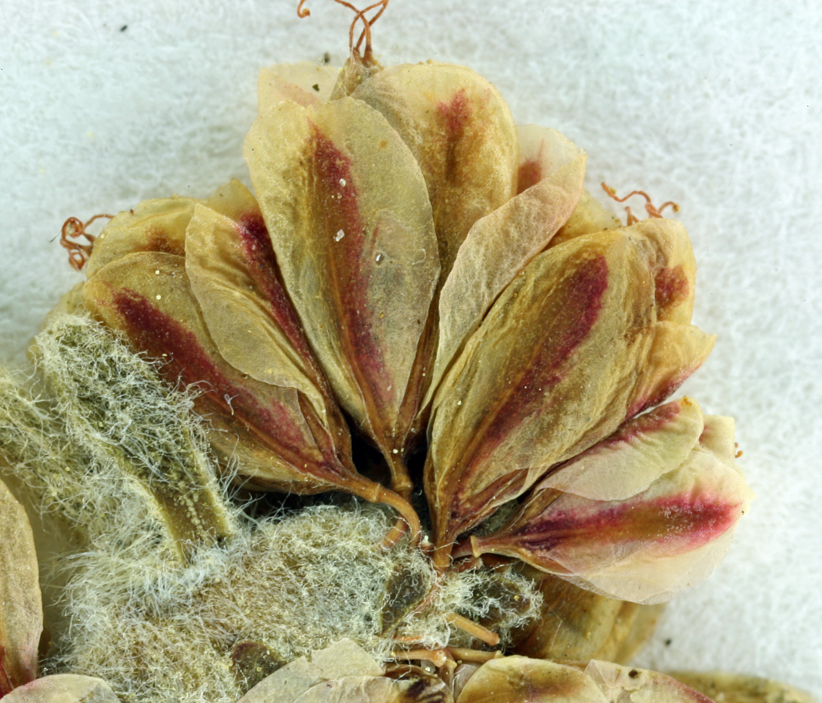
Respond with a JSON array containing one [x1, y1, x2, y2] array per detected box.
[[667, 671, 816, 703], [258, 62, 340, 112], [238, 640, 383, 703], [512, 571, 663, 664], [585, 661, 714, 703], [427, 125, 587, 402], [1, 675, 120, 702], [83, 251, 371, 499], [34, 314, 236, 558], [244, 96, 439, 485], [468, 408, 753, 603], [427, 230, 657, 548], [352, 61, 519, 280], [455, 657, 607, 703], [0, 478, 42, 694]]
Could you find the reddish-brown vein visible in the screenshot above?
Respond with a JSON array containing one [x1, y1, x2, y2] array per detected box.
[[655, 264, 689, 312], [599, 400, 681, 448], [110, 288, 343, 479], [517, 158, 543, 194], [139, 226, 186, 257], [436, 88, 471, 183], [235, 212, 315, 364], [309, 123, 391, 414], [491, 491, 741, 558], [460, 256, 609, 482], [435, 255, 610, 543]]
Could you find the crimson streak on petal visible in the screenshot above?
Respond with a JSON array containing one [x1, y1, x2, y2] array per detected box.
[[234, 212, 316, 364], [110, 288, 338, 478], [458, 255, 610, 484], [309, 124, 391, 412], [480, 490, 742, 561]]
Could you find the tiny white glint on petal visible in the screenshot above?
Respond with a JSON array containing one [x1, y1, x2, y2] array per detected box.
[[335, 229, 345, 242]]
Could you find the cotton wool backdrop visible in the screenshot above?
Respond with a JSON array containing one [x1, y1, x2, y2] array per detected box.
[[1, 0, 820, 698]]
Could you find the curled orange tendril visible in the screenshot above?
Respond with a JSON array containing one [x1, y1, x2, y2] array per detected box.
[[601, 182, 680, 225], [60, 214, 113, 271], [298, 0, 389, 61]]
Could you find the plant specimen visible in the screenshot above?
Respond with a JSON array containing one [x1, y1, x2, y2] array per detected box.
[[0, 2, 813, 702]]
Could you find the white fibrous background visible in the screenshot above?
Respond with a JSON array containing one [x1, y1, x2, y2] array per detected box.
[[1, 0, 820, 697]]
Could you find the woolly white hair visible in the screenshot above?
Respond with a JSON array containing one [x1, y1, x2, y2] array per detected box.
[[0, 313, 541, 703]]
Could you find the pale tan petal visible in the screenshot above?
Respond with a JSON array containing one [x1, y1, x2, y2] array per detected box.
[[86, 180, 262, 279], [539, 398, 705, 501], [86, 196, 194, 277], [470, 421, 753, 603], [258, 62, 340, 113], [238, 640, 383, 703], [667, 671, 816, 703], [0, 478, 41, 694], [628, 322, 716, 419], [455, 657, 607, 703], [244, 96, 439, 483], [2, 675, 120, 702], [428, 125, 586, 402], [512, 571, 663, 664], [186, 203, 328, 420], [202, 178, 266, 223], [351, 61, 519, 280], [625, 218, 697, 324], [427, 230, 656, 548], [610, 603, 666, 665], [698, 415, 738, 467], [585, 661, 714, 703], [295, 675, 451, 703]]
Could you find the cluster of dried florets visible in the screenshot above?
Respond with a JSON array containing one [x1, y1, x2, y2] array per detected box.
[[0, 3, 814, 703]]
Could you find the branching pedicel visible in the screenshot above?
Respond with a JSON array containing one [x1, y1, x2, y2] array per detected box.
[[0, 2, 814, 703]]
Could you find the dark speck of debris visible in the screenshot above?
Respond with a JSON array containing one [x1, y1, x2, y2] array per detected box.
[[323, 52, 331, 65], [664, 639, 672, 646], [120, 25, 128, 32], [629, 669, 639, 679], [312, 83, 320, 92]]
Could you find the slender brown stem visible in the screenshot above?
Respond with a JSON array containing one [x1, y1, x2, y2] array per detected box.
[[384, 447, 413, 499], [447, 648, 501, 664], [391, 649, 451, 668], [432, 542, 454, 572], [347, 479, 421, 548], [379, 517, 409, 551], [376, 487, 421, 547], [444, 613, 500, 647], [451, 535, 479, 560]]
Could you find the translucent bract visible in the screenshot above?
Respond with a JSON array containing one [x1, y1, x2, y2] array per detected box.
[[81, 54, 751, 602]]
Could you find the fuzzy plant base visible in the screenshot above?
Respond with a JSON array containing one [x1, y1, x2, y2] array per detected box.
[[1, 2, 821, 698], [1, 314, 541, 703]]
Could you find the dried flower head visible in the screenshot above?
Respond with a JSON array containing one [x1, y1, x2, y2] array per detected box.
[[1, 3, 810, 703]]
